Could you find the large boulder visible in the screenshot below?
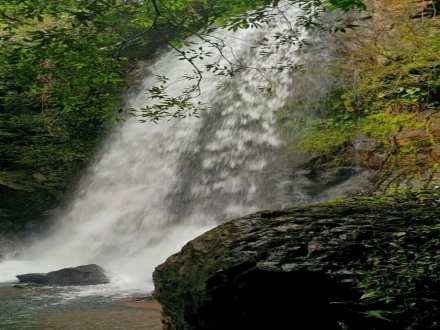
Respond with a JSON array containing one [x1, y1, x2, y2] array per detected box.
[[153, 199, 440, 330], [16, 264, 109, 286]]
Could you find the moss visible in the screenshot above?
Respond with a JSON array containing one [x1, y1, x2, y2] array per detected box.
[[299, 126, 357, 153]]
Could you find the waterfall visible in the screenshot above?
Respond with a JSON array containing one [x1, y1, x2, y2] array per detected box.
[[0, 4, 338, 293]]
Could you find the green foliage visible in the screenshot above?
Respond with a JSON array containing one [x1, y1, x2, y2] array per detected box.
[[0, 0, 125, 117], [332, 194, 440, 329], [347, 187, 440, 204], [0, 0, 367, 122], [295, 18, 440, 165], [0, 107, 106, 232], [325, 0, 366, 12], [341, 21, 440, 118], [356, 227, 440, 328], [359, 111, 424, 144], [299, 109, 358, 152], [0, 110, 106, 179], [335, 190, 440, 329]]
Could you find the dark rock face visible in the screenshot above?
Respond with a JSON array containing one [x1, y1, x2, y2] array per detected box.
[[16, 273, 48, 285], [153, 201, 440, 330], [284, 167, 373, 207], [17, 264, 109, 286]]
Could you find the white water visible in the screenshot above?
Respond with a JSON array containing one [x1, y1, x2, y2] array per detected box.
[[0, 4, 337, 295]]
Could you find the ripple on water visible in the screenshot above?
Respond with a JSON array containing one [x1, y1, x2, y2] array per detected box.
[[0, 285, 162, 330]]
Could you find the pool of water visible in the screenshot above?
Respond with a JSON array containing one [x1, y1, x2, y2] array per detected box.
[[0, 284, 162, 330]]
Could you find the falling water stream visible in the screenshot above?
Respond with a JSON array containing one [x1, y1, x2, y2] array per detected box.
[[0, 4, 362, 329]]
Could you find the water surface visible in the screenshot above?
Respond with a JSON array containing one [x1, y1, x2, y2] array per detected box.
[[0, 284, 161, 330]]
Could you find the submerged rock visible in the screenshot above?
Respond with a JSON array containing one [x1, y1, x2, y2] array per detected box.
[[16, 264, 109, 286], [153, 200, 440, 330]]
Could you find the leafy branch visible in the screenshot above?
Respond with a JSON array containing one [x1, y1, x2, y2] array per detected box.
[[0, 0, 366, 122]]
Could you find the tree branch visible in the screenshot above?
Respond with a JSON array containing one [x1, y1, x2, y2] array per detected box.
[[0, 10, 22, 23]]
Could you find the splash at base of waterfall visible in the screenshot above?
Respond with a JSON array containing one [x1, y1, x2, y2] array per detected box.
[[1, 223, 212, 296]]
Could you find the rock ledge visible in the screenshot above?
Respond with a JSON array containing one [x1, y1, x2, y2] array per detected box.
[[17, 264, 109, 286]]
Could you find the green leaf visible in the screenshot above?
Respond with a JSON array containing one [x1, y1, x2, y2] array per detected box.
[[360, 290, 376, 300], [363, 310, 392, 322]]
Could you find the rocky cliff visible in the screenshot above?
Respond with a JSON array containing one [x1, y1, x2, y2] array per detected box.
[[296, 0, 440, 195]]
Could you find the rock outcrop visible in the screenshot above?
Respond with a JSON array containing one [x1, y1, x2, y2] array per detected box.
[[154, 200, 440, 330], [16, 264, 109, 286]]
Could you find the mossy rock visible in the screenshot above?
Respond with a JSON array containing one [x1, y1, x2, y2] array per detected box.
[[154, 198, 440, 330]]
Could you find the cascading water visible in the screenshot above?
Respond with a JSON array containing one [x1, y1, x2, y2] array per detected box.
[[1, 4, 341, 295]]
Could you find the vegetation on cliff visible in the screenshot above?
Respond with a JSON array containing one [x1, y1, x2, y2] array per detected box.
[[329, 21, 440, 147], [294, 4, 440, 191]]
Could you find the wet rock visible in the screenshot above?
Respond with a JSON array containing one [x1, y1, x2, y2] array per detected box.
[[16, 264, 109, 286], [153, 201, 440, 330], [306, 167, 362, 187], [286, 167, 372, 205], [133, 296, 154, 302], [352, 134, 380, 152], [352, 134, 385, 168], [16, 273, 48, 285]]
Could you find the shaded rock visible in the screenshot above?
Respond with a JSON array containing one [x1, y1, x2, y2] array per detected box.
[[285, 167, 372, 206], [16, 264, 109, 286], [153, 201, 440, 330], [305, 167, 360, 187], [0, 181, 59, 234], [46, 264, 109, 286]]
